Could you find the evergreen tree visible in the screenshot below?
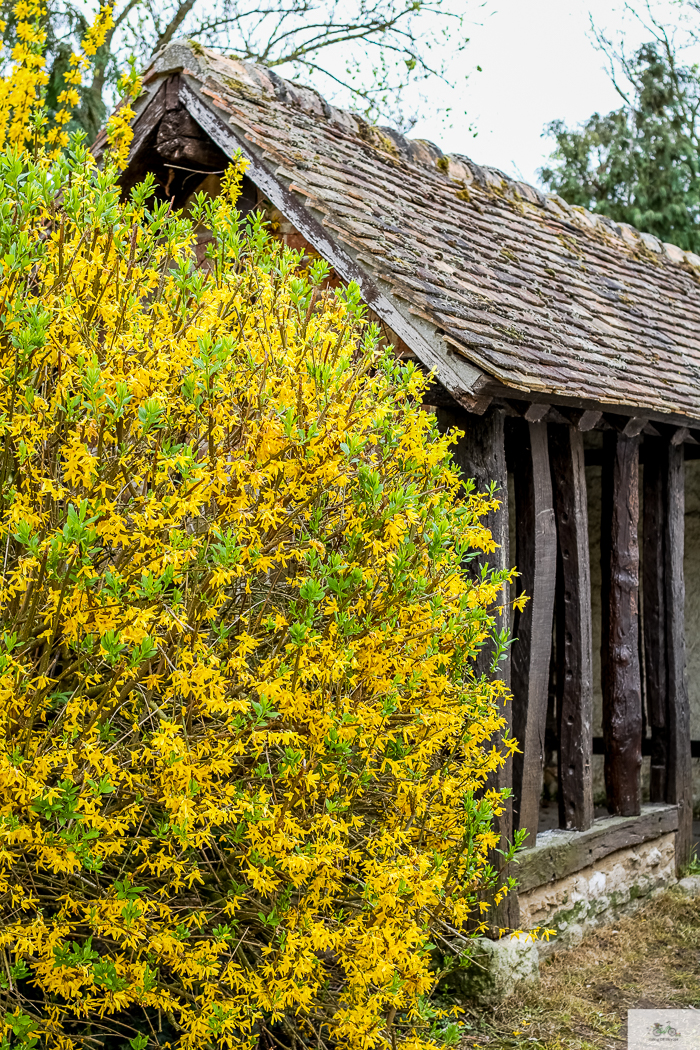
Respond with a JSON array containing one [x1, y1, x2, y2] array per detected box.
[[540, 9, 700, 252]]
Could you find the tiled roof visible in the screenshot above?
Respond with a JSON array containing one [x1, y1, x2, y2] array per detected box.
[[126, 42, 700, 421]]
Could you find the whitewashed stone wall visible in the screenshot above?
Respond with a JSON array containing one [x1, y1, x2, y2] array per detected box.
[[518, 832, 677, 952]]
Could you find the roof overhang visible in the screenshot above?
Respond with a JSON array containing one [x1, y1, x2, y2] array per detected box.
[[91, 42, 700, 432], [95, 55, 490, 413]]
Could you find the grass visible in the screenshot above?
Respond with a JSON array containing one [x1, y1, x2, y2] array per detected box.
[[453, 887, 700, 1050]]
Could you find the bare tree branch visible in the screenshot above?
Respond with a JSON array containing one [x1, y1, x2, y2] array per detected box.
[[155, 0, 200, 51], [3, 0, 470, 136]]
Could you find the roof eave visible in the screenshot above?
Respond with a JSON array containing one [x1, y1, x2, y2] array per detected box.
[[177, 75, 489, 410]]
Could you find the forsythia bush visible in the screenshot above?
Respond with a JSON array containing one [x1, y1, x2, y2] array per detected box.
[[0, 5, 520, 1049]]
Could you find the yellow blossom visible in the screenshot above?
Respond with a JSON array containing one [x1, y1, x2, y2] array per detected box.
[[0, 19, 527, 1050]]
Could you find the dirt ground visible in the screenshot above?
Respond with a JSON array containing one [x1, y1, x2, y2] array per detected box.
[[456, 888, 700, 1049]]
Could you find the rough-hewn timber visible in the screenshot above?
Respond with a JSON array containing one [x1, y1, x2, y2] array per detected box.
[[642, 440, 668, 803], [601, 431, 642, 817], [514, 804, 678, 892], [509, 419, 556, 848], [664, 441, 693, 869], [549, 424, 594, 830]]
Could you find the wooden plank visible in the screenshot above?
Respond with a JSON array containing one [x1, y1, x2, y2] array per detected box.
[[443, 406, 511, 682], [549, 424, 594, 830], [601, 431, 643, 816], [642, 439, 667, 803], [558, 408, 603, 431], [178, 78, 488, 412], [509, 419, 556, 848], [514, 803, 678, 892], [622, 418, 648, 437], [523, 403, 550, 423], [577, 410, 603, 432], [92, 80, 166, 165], [664, 441, 693, 869], [437, 405, 518, 931]]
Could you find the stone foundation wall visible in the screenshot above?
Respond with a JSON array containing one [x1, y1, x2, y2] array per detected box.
[[518, 832, 677, 953]]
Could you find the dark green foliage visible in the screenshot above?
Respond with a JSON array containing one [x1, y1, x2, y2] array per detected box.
[[540, 40, 700, 251]]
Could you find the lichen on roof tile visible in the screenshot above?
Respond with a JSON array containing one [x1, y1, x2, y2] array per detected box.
[[129, 40, 700, 420]]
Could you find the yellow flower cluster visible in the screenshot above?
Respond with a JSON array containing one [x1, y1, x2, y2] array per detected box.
[[105, 63, 142, 169], [0, 24, 522, 1050], [0, 0, 47, 148], [0, 0, 114, 153]]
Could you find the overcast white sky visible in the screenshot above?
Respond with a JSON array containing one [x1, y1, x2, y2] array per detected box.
[[409, 0, 652, 188]]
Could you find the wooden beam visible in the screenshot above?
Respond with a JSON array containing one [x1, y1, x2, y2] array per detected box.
[[509, 419, 557, 848], [643, 437, 692, 867], [670, 426, 697, 446], [481, 379, 700, 434], [559, 408, 603, 432], [442, 406, 511, 681], [467, 395, 493, 416], [601, 430, 642, 817], [622, 417, 648, 437], [577, 410, 603, 431], [549, 424, 594, 830], [92, 80, 166, 163], [605, 414, 648, 437], [515, 803, 678, 892], [436, 405, 518, 931], [664, 442, 692, 869], [524, 403, 550, 423], [506, 401, 550, 424], [642, 440, 667, 803], [543, 406, 572, 426]]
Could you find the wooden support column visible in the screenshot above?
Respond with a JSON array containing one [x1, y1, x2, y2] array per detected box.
[[436, 404, 517, 931], [509, 419, 557, 847], [601, 430, 642, 817], [665, 443, 692, 867], [549, 424, 594, 830], [643, 438, 692, 867], [642, 441, 667, 802], [439, 405, 511, 681]]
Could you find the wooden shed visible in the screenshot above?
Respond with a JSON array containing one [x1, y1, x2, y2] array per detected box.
[[97, 40, 700, 938]]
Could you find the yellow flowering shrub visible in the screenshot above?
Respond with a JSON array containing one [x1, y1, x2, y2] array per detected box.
[[0, 8, 521, 1050], [0, 0, 114, 153]]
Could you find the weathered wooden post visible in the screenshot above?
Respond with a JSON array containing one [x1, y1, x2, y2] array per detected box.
[[601, 429, 642, 816], [509, 418, 556, 847], [643, 440, 668, 803], [665, 441, 692, 868], [549, 423, 594, 830], [644, 436, 692, 868], [436, 404, 518, 930]]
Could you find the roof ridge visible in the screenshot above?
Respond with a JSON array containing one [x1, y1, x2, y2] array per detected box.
[[146, 39, 700, 276]]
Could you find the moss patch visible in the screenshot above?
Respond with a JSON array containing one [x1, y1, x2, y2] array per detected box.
[[453, 888, 700, 1050]]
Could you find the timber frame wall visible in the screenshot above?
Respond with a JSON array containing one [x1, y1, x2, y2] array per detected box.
[[436, 402, 694, 927]]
